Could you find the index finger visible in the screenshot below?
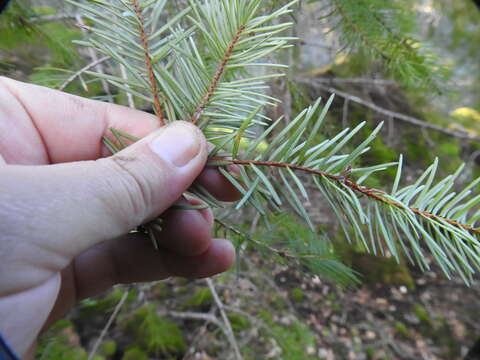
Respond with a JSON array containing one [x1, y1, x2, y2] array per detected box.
[[0, 77, 242, 201], [0, 77, 160, 164]]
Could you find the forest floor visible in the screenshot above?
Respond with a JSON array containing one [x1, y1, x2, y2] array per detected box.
[[41, 248, 480, 360]]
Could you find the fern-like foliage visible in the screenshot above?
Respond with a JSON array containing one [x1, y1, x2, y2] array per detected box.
[[217, 215, 360, 285], [318, 0, 450, 91], [68, 0, 480, 284]]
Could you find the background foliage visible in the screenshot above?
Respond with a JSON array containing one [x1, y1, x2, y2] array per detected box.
[[1, 0, 480, 359]]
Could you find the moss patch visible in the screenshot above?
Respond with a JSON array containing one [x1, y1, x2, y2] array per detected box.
[[227, 313, 250, 331], [393, 321, 411, 339], [36, 320, 91, 360], [290, 288, 305, 302], [78, 288, 134, 319], [183, 287, 213, 309], [121, 304, 187, 356], [149, 282, 171, 299], [413, 304, 432, 326], [98, 340, 117, 357], [121, 347, 149, 360]]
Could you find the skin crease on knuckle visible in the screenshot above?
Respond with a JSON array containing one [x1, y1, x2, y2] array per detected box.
[[105, 155, 154, 226]]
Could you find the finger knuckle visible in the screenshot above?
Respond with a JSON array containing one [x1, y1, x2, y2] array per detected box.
[[103, 155, 153, 226]]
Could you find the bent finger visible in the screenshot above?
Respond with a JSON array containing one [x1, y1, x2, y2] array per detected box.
[[72, 234, 235, 300]]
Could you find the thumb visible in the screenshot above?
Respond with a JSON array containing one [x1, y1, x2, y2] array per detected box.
[[1, 121, 207, 277], [94, 120, 208, 236]]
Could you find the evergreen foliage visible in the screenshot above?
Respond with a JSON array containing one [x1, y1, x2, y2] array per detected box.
[[317, 0, 450, 91], [0, 1, 89, 91], [218, 214, 359, 285], [53, 0, 480, 284]]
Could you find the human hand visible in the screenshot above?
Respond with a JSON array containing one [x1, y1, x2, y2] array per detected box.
[[0, 77, 240, 358]]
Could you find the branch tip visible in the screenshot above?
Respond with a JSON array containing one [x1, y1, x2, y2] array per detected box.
[[190, 25, 246, 124]]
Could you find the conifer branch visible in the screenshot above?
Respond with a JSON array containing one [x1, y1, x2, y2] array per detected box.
[[325, 0, 447, 89], [131, 0, 164, 125], [88, 289, 129, 360], [332, 0, 391, 63], [369, 11, 440, 90], [215, 217, 358, 284], [211, 158, 480, 236], [190, 25, 246, 124], [206, 278, 243, 360], [216, 219, 329, 260], [76, 14, 112, 99], [59, 56, 110, 91]]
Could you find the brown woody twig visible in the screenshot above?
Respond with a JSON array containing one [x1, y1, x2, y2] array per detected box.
[[301, 81, 480, 141], [131, 0, 164, 125], [190, 25, 246, 124], [206, 278, 243, 360], [215, 219, 330, 261], [59, 56, 110, 91], [211, 157, 480, 236], [87, 289, 129, 360]]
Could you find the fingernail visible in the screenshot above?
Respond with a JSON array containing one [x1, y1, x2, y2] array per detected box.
[[149, 123, 201, 167], [213, 239, 236, 265]]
